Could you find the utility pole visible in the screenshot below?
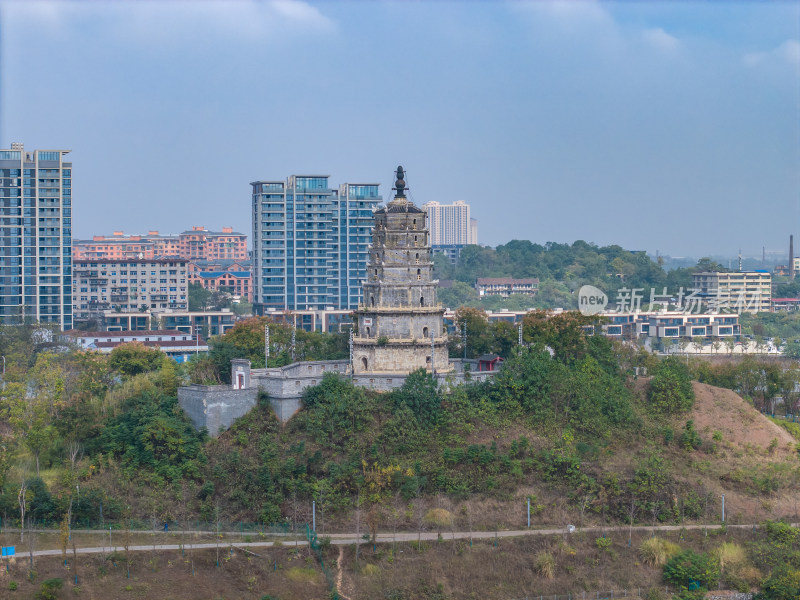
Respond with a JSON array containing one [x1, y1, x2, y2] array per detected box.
[[462, 320, 467, 360], [527, 497, 531, 528], [291, 320, 296, 362], [349, 328, 354, 377], [721, 494, 726, 523], [431, 331, 436, 375], [264, 323, 270, 366]]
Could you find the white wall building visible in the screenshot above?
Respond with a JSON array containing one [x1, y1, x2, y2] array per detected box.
[[422, 200, 476, 246]]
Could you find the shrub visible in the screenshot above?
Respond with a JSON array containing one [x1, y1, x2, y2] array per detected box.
[[423, 508, 454, 534], [535, 550, 556, 579], [37, 578, 63, 600], [765, 520, 799, 548], [679, 420, 702, 451], [759, 564, 800, 600], [649, 357, 695, 414], [595, 537, 612, 552], [8, 581, 17, 591], [640, 537, 681, 567], [713, 542, 747, 572], [362, 563, 381, 576], [663, 549, 719, 590]]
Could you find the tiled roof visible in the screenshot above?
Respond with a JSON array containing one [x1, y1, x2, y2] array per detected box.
[[90, 339, 207, 349], [197, 271, 251, 279], [64, 329, 186, 337]]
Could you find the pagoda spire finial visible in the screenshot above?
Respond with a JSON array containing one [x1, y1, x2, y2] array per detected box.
[[393, 165, 407, 199]]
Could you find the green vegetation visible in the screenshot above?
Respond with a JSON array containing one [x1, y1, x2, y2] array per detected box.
[[649, 357, 695, 415], [639, 537, 681, 567], [690, 357, 799, 415], [434, 242, 724, 310], [662, 549, 719, 595], [191, 316, 348, 384]]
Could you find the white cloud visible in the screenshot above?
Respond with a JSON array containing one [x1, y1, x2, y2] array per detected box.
[[744, 38, 800, 67], [776, 39, 800, 64], [642, 28, 680, 53], [3, 0, 337, 45], [272, 0, 331, 28]]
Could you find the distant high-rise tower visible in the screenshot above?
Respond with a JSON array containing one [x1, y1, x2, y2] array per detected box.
[[0, 144, 73, 329], [250, 175, 381, 312], [422, 199, 476, 263]]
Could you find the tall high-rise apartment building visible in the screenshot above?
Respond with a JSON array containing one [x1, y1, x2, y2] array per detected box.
[[251, 176, 381, 312], [0, 144, 73, 329], [422, 200, 477, 263]]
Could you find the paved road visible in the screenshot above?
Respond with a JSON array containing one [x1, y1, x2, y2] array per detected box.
[[7, 522, 792, 558]]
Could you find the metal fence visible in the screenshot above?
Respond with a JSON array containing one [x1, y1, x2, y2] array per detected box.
[[2, 519, 294, 536], [510, 588, 676, 600]]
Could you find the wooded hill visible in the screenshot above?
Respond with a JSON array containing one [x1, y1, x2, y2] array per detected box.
[[0, 316, 798, 598]]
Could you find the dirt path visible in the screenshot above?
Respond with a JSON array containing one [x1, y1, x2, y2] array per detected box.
[[18, 522, 798, 558], [335, 545, 352, 600]]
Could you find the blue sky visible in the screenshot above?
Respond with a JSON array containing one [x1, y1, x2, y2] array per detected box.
[[1, 0, 798, 258]]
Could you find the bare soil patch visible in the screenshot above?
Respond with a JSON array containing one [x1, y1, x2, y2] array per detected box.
[[689, 382, 795, 457]]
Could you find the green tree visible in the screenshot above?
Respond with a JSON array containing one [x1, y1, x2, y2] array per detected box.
[[392, 369, 441, 428], [4, 381, 58, 477], [663, 549, 719, 591], [300, 373, 376, 451], [437, 281, 479, 310], [108, 342, 165, 378], [522, 310, 598, 365], [91, 389, 206, 481], [453, 307, 492, 358], [759, 565, 800, 600], [188, 283, 211, 311], [649, 357, 695, 414]]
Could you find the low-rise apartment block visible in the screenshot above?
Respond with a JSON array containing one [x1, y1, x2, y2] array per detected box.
[[72, 259, 188, 322], [476, 278, 539, 298], [103, 309, 237, 336], [692, 270, 771, 314], [188, 259, 253, 301]]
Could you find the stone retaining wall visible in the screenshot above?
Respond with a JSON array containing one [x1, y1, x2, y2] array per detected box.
[[178, 358, 497, 434]]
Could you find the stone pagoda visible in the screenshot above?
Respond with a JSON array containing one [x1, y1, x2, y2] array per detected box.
[[352, 166, 451, 374]]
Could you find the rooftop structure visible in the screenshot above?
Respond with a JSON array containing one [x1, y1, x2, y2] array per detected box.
[[73, 226, 247, 262]]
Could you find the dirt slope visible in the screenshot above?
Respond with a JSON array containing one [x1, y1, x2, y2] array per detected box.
[[690, 381, 796, 458]]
